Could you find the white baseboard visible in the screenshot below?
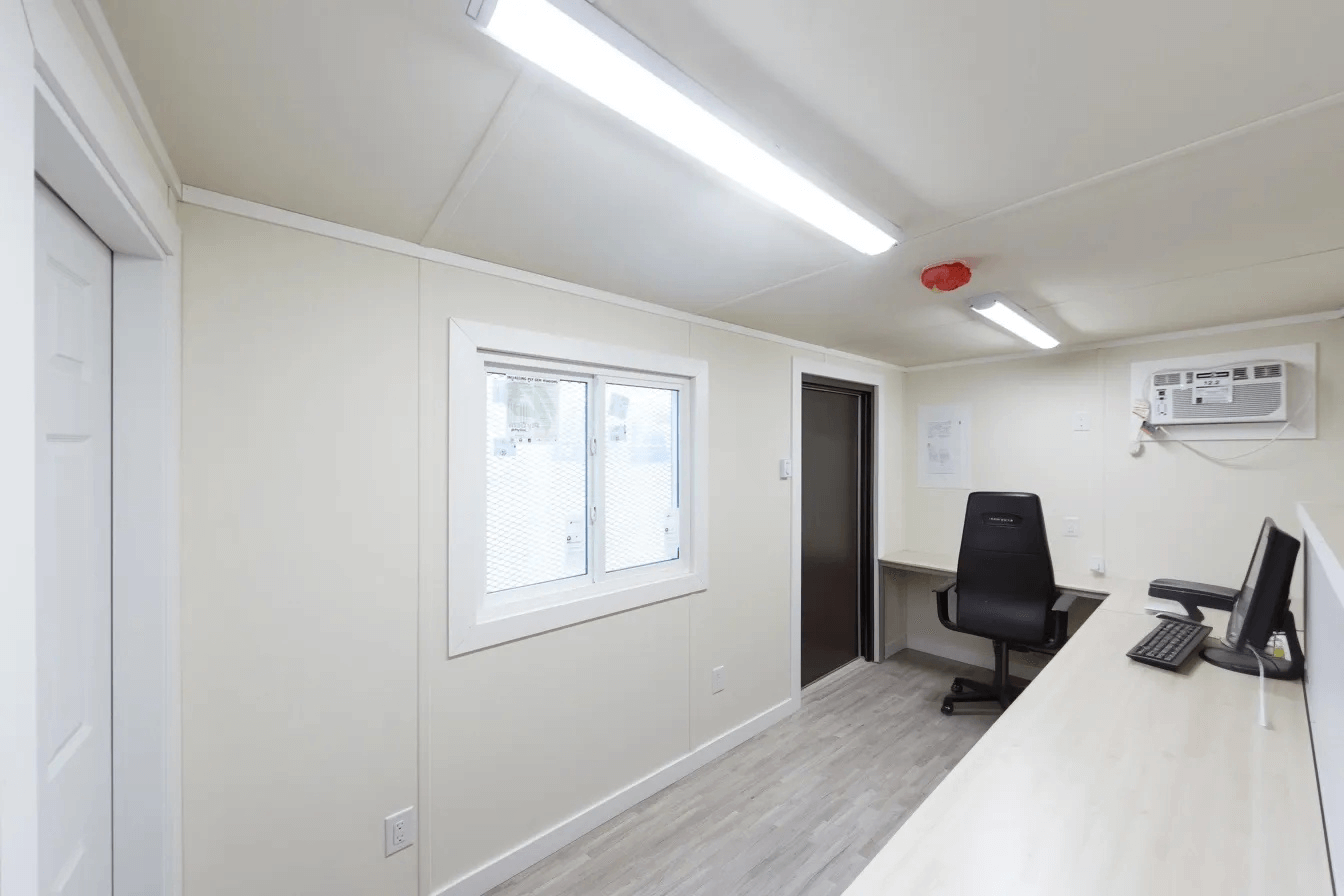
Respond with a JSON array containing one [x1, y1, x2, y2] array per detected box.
[[432, 696, 798, 896]]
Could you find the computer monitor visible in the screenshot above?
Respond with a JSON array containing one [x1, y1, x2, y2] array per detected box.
[[1222, 517, 1300, 652]]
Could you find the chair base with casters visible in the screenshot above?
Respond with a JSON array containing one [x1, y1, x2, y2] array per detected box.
[[941, 640, 1026, 715], [934, 576, 1075, 716]]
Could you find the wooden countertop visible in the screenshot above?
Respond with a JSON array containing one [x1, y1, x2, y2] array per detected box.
[[879, 550, 1305, 629], [880, 549, 1115, 600], [844, 577, 1331, 894]]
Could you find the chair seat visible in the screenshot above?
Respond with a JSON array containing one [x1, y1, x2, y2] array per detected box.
[[956, 590, 1052, 644]]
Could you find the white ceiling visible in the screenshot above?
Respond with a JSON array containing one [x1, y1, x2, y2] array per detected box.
[[101, 0, 1344, 365]]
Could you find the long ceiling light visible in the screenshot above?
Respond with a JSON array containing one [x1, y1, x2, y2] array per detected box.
[[969, 294, 1060, 350], [469, 0, 899, 255]]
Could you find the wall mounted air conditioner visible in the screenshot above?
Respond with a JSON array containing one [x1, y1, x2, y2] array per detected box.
[[1148, 360, 1288, 425]]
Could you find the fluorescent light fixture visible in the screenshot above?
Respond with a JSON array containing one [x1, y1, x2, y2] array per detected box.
[[969, 294, 1060, 350], [471, 0, 898, 255]]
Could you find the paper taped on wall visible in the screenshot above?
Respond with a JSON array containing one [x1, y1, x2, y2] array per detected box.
[[917, 404, 972, 489], [926, 420, 956, 474], [507, 376, 560, 442]]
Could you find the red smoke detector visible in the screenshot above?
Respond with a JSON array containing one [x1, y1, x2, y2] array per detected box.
[[921, 261, 973, 292]]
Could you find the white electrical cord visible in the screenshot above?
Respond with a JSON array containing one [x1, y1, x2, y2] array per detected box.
[[1252, 648, 1270, 730], [1128, 399, 1151, 457], [1131, 374, 1305, 464], [1159, 419, 1293, 463]]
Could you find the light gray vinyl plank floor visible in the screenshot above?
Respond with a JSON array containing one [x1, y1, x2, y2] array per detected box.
[[486, 650, 998, 896]]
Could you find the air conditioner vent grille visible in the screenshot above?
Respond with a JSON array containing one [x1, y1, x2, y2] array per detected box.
[[1172, 383, 1282, 419], [1153, 372, 1182, 387], [1254, 364, 1283, 379], [1233, 367, 1249, 381]]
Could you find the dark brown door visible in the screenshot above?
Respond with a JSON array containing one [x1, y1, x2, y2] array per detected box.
[[801, 380, 872, 687]]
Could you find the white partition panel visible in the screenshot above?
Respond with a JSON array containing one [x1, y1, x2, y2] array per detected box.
[[1301, 504, 1344, 892]]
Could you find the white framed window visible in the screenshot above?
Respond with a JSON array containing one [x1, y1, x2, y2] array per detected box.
[[448, 320, 708, 655]]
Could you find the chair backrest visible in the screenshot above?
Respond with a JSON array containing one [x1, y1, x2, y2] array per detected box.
[[954, 492, 1058, 644]]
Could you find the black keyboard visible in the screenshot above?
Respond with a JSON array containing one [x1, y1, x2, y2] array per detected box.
[[1126, 618, 1213, 671]]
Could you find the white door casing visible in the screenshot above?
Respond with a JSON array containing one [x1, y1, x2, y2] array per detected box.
[[35, 179, 113, 896]]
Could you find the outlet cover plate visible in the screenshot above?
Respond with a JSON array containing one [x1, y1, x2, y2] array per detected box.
[[385, 807, 416, 857], [1064, 517, 1081, 537], [711, 665, 726, 694]]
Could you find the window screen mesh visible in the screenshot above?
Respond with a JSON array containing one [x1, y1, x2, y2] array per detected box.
[[605, 384, 679, 572], [485, 372, 588, 594]]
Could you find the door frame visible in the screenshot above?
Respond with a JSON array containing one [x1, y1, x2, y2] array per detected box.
[[7, 5, 183, 894], [790, 358, 886, 706]]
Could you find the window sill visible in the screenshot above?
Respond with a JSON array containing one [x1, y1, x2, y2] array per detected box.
[[449, 572, 707, 656]]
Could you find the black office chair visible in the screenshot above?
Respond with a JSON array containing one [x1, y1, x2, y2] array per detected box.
[[934, 492, 1074, 715]]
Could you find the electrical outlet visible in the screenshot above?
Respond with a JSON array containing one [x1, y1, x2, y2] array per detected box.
[[1072, 411, 1090, 432], [711, 665, 726, 694], [1064, 517, 1082, 537], [1089, 555, 1106, 574], [779, 459, 792, 480], [384, 807, 416, 857]]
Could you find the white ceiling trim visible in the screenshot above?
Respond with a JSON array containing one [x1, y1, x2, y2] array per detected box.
[[901, 308, 1344, 372], [180, 185, 902, 370], [69, 0, 181, 199]]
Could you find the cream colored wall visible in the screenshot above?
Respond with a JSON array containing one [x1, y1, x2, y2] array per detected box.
[[1099, 325, 1341, 599], [685, 326, 813, 745], [180, 206, 421, 896], [901, 319, 1344, 661], [415, 261, 698, 890], [180, 204, 901, 895]]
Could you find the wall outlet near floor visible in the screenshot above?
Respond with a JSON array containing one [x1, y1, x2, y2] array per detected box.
[[384, 806, 416, 857], [711, 665, 726, 694], [1064, 517, 1082, 537]]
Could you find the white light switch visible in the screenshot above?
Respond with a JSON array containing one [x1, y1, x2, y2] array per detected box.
[[1072, 411, 1090, 432], [1064, 517, 1082, 537], [711, 665, 726, 694], [779, 459, 792, 480]]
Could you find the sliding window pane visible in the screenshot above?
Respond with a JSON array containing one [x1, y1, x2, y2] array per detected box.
[[485, 372, 589, 594], [605, 383, 679, 572]]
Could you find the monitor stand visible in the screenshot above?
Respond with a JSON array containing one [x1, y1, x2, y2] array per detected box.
[[1200, 611, 1303, 681]]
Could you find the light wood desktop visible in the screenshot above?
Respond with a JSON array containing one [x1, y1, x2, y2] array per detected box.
[[881, 548, 1111, 600], [853, 558, 1331, 894]]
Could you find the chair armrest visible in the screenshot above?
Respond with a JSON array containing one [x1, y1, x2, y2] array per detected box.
[[933, 578, 957, 627], [1043, 589, 1073, 649], [1052, 592, 1079, 612]]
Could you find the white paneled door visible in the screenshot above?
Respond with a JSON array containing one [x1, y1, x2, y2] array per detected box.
[[35, 179, 113, 896]]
